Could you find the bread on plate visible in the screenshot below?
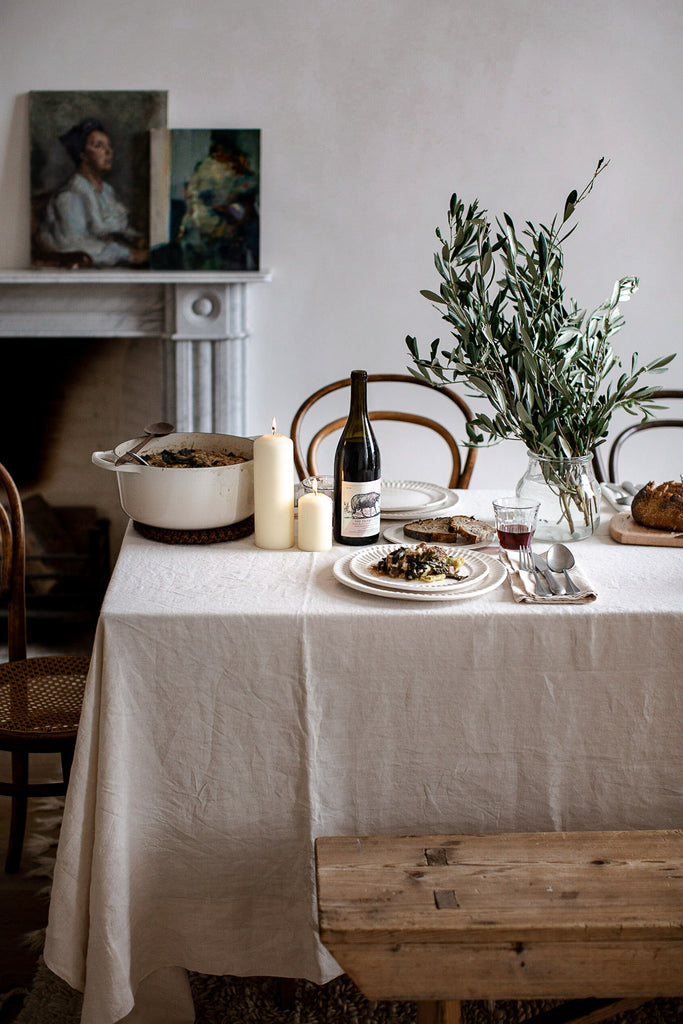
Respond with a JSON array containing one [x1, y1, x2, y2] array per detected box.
[[403, 515, 494, 545]]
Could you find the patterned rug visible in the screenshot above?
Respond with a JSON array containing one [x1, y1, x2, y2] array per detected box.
[[12, 962, 683, 1024]]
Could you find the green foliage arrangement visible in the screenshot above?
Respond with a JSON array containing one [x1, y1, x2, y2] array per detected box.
[[406, 159, 674, 464]]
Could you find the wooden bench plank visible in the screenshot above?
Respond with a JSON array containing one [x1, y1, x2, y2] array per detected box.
[[315, 830, 683, 1003]]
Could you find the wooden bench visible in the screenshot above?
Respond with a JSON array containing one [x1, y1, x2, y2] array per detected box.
[[315, 830, 683, 1024]]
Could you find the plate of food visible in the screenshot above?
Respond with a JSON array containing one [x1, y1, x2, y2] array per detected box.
[[383, 515, 495, 549], [349, 543, 490, 592], [380, 480, 456, 518], [333, 550, 507, 602]]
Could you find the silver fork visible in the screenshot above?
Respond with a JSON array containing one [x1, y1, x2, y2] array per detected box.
[[519, 545, 551, 596]]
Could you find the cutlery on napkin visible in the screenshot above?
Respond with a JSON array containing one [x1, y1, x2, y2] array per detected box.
[[500, 549, 597, 604]]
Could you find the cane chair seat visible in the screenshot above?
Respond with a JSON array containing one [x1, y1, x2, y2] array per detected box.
[[0, 655, 88, 738]]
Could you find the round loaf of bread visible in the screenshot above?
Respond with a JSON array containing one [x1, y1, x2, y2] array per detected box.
[[631, 481, 683, 532]]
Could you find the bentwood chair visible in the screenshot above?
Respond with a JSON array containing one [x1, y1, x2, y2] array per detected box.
[[290, 374, 477, 487], [593, 390, 683, 483], [0, 462, 90, 872]]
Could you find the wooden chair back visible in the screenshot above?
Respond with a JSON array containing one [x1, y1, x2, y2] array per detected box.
[[1, 461, 91, 872], [290, 374, 477, 488], [0, 463, 27, 662], [594, 390, 683, 483]]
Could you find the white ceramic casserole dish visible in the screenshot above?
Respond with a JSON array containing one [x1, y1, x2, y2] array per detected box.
[[92, 432, 254, 530]]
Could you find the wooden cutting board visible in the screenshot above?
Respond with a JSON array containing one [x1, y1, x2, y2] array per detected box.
[[609, 511, 683, 547]]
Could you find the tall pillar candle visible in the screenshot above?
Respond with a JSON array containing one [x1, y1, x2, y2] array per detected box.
[[297, 480, 333, 551], [253, 420, 295, 549]]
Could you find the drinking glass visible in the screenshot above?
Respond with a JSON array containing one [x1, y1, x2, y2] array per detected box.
[[492, 496, 540, 550]]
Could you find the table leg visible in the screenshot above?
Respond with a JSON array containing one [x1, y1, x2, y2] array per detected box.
[[416, 999, 461, 1024]]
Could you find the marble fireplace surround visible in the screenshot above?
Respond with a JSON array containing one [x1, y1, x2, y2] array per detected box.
[[0, 269, 271, 435]]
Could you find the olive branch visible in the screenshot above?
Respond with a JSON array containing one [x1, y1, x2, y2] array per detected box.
[[406, 158, 675, 463]]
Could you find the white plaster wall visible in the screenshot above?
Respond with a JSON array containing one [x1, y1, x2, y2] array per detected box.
[[1, 0, 681, 499]]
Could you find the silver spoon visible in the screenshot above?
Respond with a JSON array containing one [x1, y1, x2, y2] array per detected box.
[[602, 483, 631, 505], [115, 421, 175, 466], [545, 543, 581, 596]]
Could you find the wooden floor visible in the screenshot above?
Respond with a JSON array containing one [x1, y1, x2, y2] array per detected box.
[[0, 625, 94, 1023]]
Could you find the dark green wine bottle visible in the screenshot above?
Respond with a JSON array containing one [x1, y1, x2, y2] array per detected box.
[[333, 370, 381, 545]]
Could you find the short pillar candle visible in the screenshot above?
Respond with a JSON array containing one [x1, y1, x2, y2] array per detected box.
[[298, 480, 333, 551], [253, 420, 295, 549]]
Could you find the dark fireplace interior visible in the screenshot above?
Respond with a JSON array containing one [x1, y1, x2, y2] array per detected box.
[[2, 339, 91, 488], [1, 336, 162, 643]]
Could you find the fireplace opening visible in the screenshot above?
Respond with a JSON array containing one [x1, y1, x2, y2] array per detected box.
[[1, 338, 92, 488], [1, 335, 163, 643]]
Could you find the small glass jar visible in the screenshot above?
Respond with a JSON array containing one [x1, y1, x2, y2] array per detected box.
[[516, 450, 601, 542]]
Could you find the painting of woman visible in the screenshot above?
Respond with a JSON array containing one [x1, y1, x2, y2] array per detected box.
[[36, 118, 148, 267], [29, 90, 167, 269]]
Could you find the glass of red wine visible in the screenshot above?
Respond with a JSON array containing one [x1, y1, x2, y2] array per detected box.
[[492, 496, 540, 550]]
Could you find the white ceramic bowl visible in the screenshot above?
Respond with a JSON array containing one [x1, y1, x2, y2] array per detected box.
[[92, 432, 254, 530]]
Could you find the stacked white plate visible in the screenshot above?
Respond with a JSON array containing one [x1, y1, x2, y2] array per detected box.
[[380, 480, 457, 520], [333, 544, 507, 602]]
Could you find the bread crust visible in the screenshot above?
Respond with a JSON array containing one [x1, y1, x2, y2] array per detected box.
[[631, 480, 683, 532], [403, 515, 494, 545]]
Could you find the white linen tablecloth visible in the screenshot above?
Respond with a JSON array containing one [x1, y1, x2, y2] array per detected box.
[[44, 491, 683, 1023]]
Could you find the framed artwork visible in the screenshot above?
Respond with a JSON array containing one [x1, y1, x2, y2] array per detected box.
[[150, 128, 260, 271], [29, 90, 167, 268]]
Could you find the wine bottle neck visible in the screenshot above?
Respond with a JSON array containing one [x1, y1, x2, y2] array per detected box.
[[346, 371, 369, 434]]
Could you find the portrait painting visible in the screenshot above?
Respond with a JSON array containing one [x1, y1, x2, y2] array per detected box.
[[29, 90, 167, 268], [150, 128, 260, 272]]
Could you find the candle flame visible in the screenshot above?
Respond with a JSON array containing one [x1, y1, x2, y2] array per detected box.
[[271, 417, 277, 434], [312, 478, 319, 496]]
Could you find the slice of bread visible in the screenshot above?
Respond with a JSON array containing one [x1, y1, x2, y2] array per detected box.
[[403, 515, 494, 545]]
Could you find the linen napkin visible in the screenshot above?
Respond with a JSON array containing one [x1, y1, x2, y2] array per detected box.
[[500, 548, 597, 604]]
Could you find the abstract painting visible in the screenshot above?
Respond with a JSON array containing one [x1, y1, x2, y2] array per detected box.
[[150, 128, 260, 271], [29, 90, 167, 268]]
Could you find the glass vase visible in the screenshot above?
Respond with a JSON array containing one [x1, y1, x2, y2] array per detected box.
[[516, 450, 601, 542]]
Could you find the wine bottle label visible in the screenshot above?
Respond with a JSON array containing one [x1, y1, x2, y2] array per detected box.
[[339, 479, 382, 538]]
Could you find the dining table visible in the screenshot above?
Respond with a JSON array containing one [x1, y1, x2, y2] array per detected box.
[[42, 488, 683, 1024]]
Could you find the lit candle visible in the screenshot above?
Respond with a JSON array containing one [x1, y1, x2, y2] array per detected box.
[[253, 419, 295, 549], [297, 478, 333, 551]]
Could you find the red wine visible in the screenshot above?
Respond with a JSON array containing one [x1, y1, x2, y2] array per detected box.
[[333, 371, 381, 545], [497, 524, 533, 550]]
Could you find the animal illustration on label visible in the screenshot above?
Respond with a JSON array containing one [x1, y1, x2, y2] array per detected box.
[[349, 491, 381, 518]]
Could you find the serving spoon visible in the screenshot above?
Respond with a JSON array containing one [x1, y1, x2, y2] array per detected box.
[[115, 421, 175, 466], [545, 543, 581, 596]]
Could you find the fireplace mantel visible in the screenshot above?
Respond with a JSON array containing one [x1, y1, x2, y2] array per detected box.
[[0, 269, 271, 434]]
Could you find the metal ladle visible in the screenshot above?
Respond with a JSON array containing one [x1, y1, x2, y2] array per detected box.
[[545, 543, 581, 596], [115, 421, 175, 466]]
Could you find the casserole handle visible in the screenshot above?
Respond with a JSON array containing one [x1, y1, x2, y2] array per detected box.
[[92, 450, 140, 474]]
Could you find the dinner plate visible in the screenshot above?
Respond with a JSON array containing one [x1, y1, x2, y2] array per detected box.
[[382, 521, 496, 550], [380, 480, 456, 518], [333, 551, 507, 602], [350, 545, 489, 593]]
